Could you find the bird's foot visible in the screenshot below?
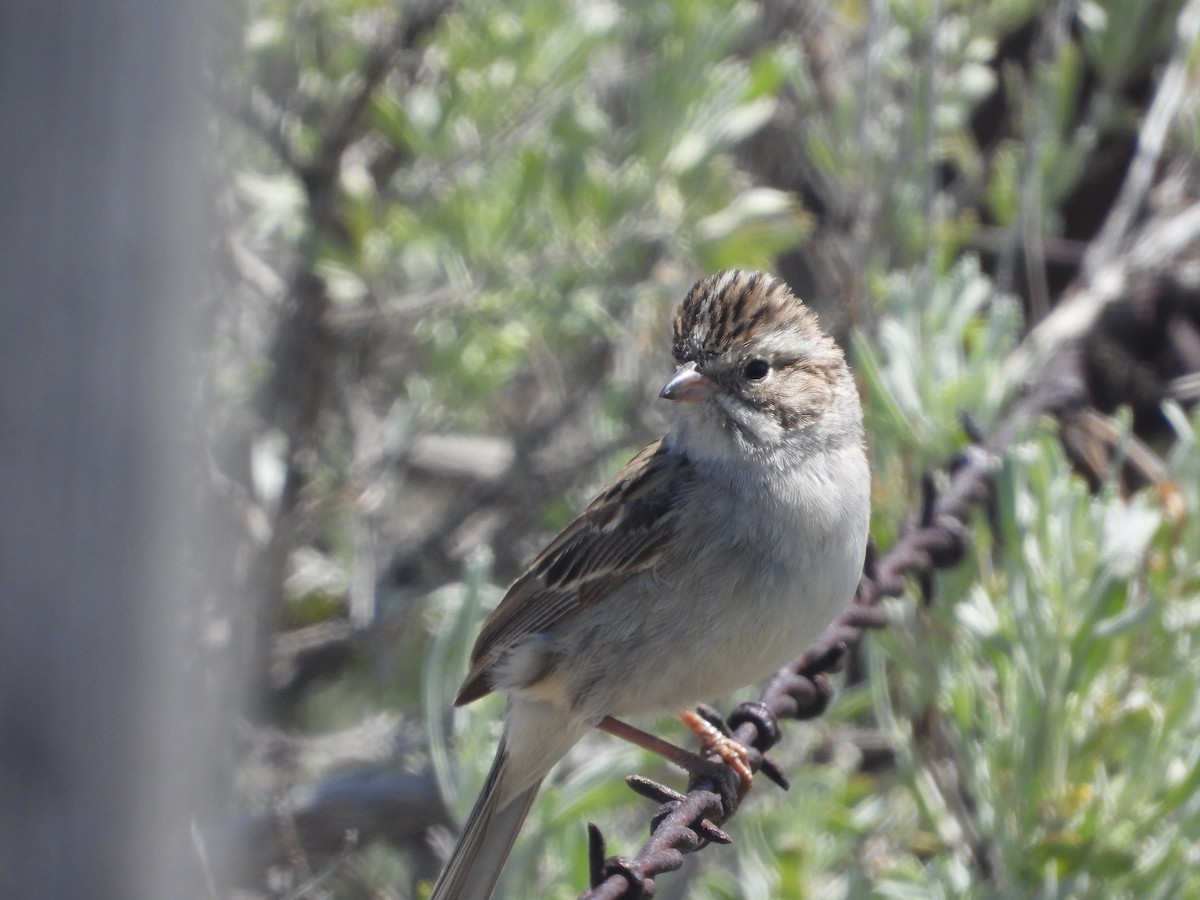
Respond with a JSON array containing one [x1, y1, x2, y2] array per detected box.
[[680, 708, 754, 803]]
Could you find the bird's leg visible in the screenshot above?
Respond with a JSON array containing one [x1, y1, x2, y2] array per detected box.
[[595, 715, 701, 767], [595, 715, 751, 812]]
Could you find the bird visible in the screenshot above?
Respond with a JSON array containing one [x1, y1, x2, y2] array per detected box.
[[430, 269, 871, 899]]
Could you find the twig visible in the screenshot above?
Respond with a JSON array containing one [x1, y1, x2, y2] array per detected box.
[[311, 1, 455, 175], [280, 839, 357, 900], [911, 707, 1003, 887], [1001, 200, 1200, 396], [1082, 0, 1200, 278], [1018, 0, 1072, 321]]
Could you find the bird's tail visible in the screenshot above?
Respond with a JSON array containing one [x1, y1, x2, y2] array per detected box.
[[429, 735, 540, 900]]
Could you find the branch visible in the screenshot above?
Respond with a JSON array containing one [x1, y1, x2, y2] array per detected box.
[[1081, 0, 1200, 277], [309, 0, 456, 180], [1000, 199, 1200, 408]]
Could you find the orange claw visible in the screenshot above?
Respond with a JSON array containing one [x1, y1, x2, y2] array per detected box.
[[680, 709, 754, 799]]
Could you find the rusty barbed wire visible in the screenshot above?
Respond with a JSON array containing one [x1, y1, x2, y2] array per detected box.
[[581, 217, 1200, 900], [580, 433, 996, 899]]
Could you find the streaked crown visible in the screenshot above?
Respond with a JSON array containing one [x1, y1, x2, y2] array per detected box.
[[672, 270, 829, 366]]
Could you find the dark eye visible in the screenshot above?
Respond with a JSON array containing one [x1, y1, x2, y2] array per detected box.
[[743, 358, 770, 380]]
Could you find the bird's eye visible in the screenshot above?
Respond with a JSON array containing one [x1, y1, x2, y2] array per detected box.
[[743, 359, 770, 380]]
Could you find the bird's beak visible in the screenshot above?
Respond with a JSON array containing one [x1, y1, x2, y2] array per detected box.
[[660, 361, 715, 404]]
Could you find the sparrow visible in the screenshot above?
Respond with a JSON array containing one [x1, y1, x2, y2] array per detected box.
[[430, 270, 871, 899]]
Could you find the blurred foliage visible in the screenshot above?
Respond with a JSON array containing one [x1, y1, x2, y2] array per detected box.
[[219, 0, 1200, 897], [868, 416, 1200, 898], [854, 257, 1022, 549], [239, 0, 808, 426]]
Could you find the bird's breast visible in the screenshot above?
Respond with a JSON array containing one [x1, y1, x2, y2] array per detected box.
[[556, 445, 868, 719]]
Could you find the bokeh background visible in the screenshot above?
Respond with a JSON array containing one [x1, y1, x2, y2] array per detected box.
[[5, 0, 1200, 898]]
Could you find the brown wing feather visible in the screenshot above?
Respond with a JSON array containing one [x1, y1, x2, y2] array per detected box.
[[454, 438, 692, 705]]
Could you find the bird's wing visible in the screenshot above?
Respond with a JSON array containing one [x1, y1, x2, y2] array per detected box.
[[454, 438, 693, 705]]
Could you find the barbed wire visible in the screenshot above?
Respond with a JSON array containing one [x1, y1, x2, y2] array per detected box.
[[580, 203, 1200, 899], [581, 440, 993, 899]]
